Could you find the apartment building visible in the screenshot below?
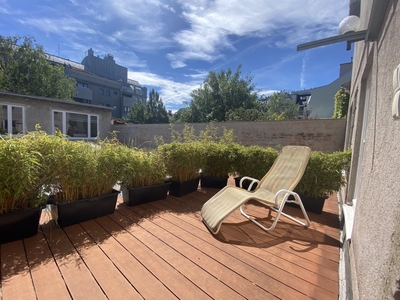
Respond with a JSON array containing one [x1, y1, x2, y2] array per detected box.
[[290, 62, 352, 119], [47, 48, 147, 119]]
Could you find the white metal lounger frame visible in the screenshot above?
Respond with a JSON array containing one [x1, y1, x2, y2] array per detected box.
[[238, 177, 311, 232]]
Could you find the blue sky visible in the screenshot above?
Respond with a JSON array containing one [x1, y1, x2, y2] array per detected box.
[[0, 0, 353, 112]]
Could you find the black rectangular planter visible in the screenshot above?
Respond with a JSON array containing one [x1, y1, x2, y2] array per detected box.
[[287, 193, 327, 214], [234, 177, 258, 191], [201, 176, 228, 189], [0, 207, 42, 244], [123, 182, 171, 206], [55, 189, 119, 228], [169, 177, 200, 197]]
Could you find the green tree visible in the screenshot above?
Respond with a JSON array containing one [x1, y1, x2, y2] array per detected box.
[[128, 103, 148, 124], [266, 92, 299, 120], [187, 64, 259, 122], [0, 35, 76, 99], [147, 89, 169, 123], [225, 107, 267, 121], [174, 107, 192, 123], [332, 87, 349, 119], [128, 89, 169, 124]]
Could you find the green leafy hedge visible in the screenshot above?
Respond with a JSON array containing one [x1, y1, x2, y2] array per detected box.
[[295, 149, 352, 197]]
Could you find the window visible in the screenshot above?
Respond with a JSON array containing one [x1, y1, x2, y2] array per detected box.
[[105, 90, 110, 97], [75, 98, 92, 104], [0, 104, 25, 135], [76, 82, 88, 88], [99, 88, 104, 95], [53, 110, 98, 139], [135, 87, 142, 95]]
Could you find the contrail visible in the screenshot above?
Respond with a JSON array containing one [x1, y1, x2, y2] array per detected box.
[[300, 52, 309, 89]]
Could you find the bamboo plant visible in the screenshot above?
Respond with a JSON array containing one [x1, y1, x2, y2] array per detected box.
[[158, 141, 205, 182], [233, 145, 279, 179], [0, 130, 56, 214], [120, 147, 167, 188], [49, 135, 127, 203], [295, 149, 352, 198], [199, 124, 237, 177]]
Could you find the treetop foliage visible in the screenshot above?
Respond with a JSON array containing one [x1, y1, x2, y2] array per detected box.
[[265, 91, 299, 120], [128, 88, 169, 124], [174, 64, 300, 123], [178, 64, 259, 123], [0, 35, 76, 100]]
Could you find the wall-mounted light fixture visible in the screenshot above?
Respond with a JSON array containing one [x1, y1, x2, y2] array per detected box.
[[339, 15, 361, 35]]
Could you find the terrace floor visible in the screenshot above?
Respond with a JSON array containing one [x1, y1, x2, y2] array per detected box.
[[0, 180, 340, 300]]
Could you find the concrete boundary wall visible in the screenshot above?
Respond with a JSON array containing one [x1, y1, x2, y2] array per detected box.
[[113, 119, 346, 152]]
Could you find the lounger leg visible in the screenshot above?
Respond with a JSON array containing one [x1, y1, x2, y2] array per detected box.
[[239, 196, 311, 232], [240, 205, 281, 231]]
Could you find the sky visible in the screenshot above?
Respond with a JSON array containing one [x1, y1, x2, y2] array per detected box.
[[0, 0, 354, 112]]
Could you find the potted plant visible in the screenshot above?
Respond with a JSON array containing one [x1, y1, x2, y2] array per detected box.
[[158, 141, 204, 197], [196, 125, 236, 188], [233, 145, 278, 190], [154, 124, 204, 197], [120, 147, 170, 206], [289, 149, 352, 214], [200, 141, 235, 188], [47, 136, 123, 227], [0, 131, 54, 244]]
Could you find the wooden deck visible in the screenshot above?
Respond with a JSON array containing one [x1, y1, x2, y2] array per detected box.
[[1, 184, 340, 299]]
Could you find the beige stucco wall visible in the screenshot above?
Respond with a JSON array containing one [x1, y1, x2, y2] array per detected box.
[[113, 119, 346, 152], [0, 92, 113, 139], [345, 1, 400, 299]]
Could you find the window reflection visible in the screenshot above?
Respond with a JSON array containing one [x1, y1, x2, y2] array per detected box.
[[0, 105, 24, 135], [53, 110, 98, 139]]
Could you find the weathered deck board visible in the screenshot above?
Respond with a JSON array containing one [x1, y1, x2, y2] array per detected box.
[[0, 186, 340, 300]]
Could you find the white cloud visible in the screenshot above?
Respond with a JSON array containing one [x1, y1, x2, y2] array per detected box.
[[0, 6, 9, 14], [170, 60, 187, 69], [184, 71, 208, 79], [18, 18, 97, 35], [168, 0, 348, 66], [113, 28, 173, 52], [128, 70, 204, 109], [260, 90, 280, 96], [0, 0, 14, 14], [98, 0, 176, 51]]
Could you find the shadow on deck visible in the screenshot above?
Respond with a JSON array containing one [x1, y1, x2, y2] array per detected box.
[[1, 185, 340, 300]]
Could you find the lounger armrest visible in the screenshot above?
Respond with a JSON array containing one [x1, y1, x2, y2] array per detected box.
[[274, 189, 299, 206], [240, 176, 260, 191]]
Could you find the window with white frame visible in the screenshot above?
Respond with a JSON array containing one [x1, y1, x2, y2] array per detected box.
[[53, 110, 98, 139], [0, 104, 25, 135]]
